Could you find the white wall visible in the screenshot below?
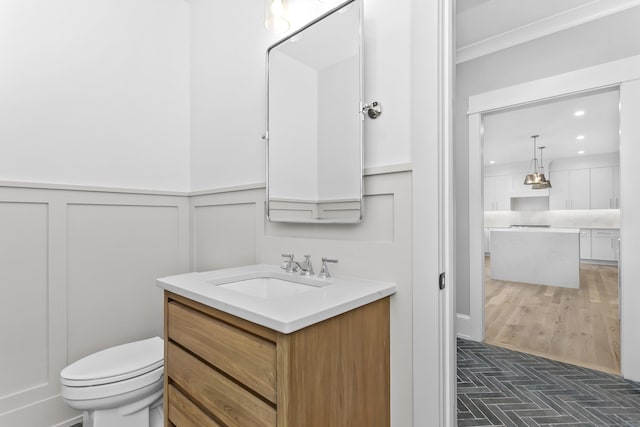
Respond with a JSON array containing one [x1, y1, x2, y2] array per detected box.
[[190, 0, 413, 191], [0, 0, 191, 192], [455, 6, 640, 315]]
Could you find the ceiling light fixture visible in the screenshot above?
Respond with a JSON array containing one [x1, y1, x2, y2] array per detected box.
[[576, 135, 585, 140], [532, 146, 552, 189], [489, 160, 495, 164], [264, 0, 290, 33], [578, 150, 585, 154], [523, 135, 548, 185], [574, 110, 585, 117]]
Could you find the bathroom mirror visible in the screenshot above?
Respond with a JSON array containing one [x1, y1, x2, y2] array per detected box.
[[265, 0, 363, 223]]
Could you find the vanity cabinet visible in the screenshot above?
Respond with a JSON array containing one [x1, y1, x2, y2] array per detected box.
[[163, 291, 390, 427]]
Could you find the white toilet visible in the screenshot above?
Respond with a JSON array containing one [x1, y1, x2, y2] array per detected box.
[[60, 337, 164, 427]]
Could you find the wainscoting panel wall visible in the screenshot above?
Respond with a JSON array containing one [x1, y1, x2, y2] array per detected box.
[[189, 171, 413, 427], [67, 203, 181, 362], [0, 186, 190, 427], [0, 202, 49, 400], [192, 201, 256, 271]]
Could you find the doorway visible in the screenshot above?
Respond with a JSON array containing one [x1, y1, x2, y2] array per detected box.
[[463, 54, 640, 383], [480, 88, 621, 374]]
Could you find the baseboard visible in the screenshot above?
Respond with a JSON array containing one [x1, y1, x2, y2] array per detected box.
[[51, 416, 83, 427], [455, 314, 474, 340], [0, 394, 80, 427]]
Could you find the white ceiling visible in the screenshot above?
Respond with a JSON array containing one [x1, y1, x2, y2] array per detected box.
[[482, 88, 620, 166], [456, 0, 594, 48], [454, 0, 640, 62]]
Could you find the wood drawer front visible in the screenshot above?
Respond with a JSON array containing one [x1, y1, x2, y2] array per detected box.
[[168, 343, 276, 427], [168, 385, 222, 427], [168, 301, 276, 402]]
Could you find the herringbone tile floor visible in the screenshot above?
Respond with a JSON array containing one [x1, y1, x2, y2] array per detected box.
[[457, 339, 640, 426]]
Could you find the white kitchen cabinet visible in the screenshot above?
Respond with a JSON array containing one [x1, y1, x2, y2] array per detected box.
[[591, 229, 620, 261], [580, 229, 591, 259], [484, 175, 512, 211], [591, 166, 620, 209], [549, 169, 590, 210]]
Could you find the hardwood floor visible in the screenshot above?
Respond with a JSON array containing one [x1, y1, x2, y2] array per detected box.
[[484, 256, 620, 374]]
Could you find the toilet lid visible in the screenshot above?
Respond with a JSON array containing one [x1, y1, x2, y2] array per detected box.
[[60, 337, 164, 387]]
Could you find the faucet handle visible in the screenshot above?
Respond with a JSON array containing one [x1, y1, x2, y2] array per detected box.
[[318, 257, 339, 279], [299, 255, 314, 276], [281, 254, 297, 273]]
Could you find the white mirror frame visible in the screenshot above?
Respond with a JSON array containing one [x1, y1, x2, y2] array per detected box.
[[463, 54, 640, 382], [264, 0, 364, 224]]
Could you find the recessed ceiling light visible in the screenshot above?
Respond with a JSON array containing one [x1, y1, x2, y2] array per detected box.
[[576, 135, 585, 140], [489, 160, 495, 164], [574, 110, 585, 117], [578, 150, 585, 154]]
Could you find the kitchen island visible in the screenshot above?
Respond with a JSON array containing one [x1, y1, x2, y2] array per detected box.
[[490, 227, 580, 288]]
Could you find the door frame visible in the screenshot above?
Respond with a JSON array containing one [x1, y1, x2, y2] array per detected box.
[[463, 54, 640, 381], [411, 0, 456, 425]]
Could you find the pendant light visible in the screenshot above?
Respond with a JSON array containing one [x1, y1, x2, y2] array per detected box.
[[523, 135, 547, 185], [265, 0, 290, 33], [532, 146, 552, 189]]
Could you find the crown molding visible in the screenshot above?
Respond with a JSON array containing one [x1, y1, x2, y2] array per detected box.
[[456, 0, 640, 64]]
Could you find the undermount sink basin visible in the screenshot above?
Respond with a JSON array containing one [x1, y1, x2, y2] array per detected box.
[[217, 277, 323, 299]]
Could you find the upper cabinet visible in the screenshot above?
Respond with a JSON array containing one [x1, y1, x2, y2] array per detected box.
[[484, 175, 512, 211], [590, 166, 620, 209], [549, 169, 590, 210]]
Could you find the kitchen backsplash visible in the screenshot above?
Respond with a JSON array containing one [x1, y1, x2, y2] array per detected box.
[[484, 209, 620, 229]]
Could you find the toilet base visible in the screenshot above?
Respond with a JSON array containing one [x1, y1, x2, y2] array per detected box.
[[81, 391, 163, 427]]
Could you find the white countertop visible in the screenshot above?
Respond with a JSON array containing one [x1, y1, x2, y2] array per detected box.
[[491, 227, 580, 234], [157, 264, 396, 334]]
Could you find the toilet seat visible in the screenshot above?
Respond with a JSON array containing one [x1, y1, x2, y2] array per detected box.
[[61, 364, 164, 402], [61, 336, 164, 404], [61, 337, 164, 388]]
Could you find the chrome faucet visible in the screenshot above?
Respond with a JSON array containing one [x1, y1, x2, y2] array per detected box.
[[281, 253, 315, 275], [317, 257, 339, 278], [297, 255, 314, 276], [281, 254, 298, 273]]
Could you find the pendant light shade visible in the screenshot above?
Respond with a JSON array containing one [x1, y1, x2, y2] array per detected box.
[[524, 172, 545, 185], [532, 146, 552, 189], [523, 135, 548, 185]]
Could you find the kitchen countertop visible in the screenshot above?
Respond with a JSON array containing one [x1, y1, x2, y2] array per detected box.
[[492, 227, 580, 234], [157, 264, 396, 334]]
